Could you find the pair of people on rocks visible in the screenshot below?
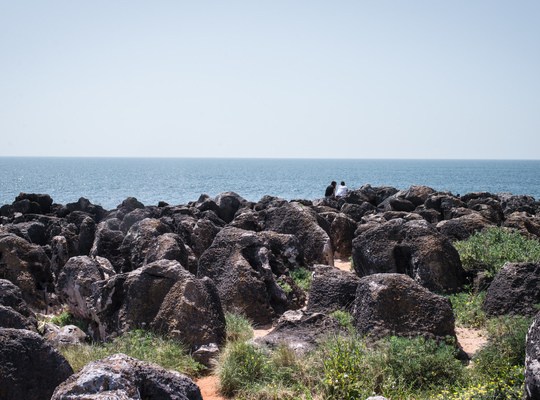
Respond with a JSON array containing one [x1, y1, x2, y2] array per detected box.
[[325, 181, 348, 198]]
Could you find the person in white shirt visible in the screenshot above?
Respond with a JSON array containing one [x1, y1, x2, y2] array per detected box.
[[335, 181, 348, 197]]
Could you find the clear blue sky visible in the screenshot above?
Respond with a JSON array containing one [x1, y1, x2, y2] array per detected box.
[[1, 1, 539, 159]]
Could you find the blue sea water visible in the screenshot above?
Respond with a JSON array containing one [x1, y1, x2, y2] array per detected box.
[[0, 157, 539, 210]]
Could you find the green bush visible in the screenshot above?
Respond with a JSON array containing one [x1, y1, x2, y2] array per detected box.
[[454, 227, 540, 276], [449, 291, 487, 329], [381, 336, 465, 392], [329, 310, 355, 332], [216, 341, 272, 396], [49, 310, 88, 331], [290, 267, 312, 292], [60, 329, 202, 376], [225, 312, 253, 343]]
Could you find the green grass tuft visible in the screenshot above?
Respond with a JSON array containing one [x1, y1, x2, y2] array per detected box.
[[225, 312, 253, 343], [289, 267, 312, 292], [448, 290, 487, 329]]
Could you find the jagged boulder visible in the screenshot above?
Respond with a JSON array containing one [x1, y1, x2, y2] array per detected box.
[[198, 227, 301, 324], [263, 202, 333, 266], [78, 216, 96, 255], [0, 328, 73, 400], [214, 191, 246, 223], [51, 235, 70, 279], [119, 207, 155, 233], [525, 312, 540, 400], [88, 260, 225, 351], [500, 194, 537, 216], [0, 305, 36, 330], [307, 266, 360, 313], [254, 310, 346, 353], [352, 273, 456, 341], [352, 219, 465, 293], [0, 279, 37, 330], [483, 262, 540, 317], [402, 185, 436, 207], [340, 202, 376, 222], [503, 212, 540, 238], [51, 353, 202, 400], [90, 218, 126, 272], [43, 323, 87, 347], [330, 213, 357, 258], [0, 234, 53, 309], [436, 212, 493, 241], [13, 193, 53, 214], [56, 256, 116, 320]]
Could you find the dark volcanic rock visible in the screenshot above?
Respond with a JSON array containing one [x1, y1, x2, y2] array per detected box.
[[255, 310, 346, 353], [14, 193, 53, 214], [89, 260, 225, 351], [56, 256, 116, 320], [0, 234, 53, 309], [352, 219, 465, 293], [0, 305, 37, 330], [330, 213, 357, 258], [51, 353, 202, 400], [483, 262, 540, 317], [340, 202, 376, 222], [503, 212, 540, 239], [306, 266, 360, 313], [43, 323, 87, 347], [198, 227, 301, 325], [0, 279, 37, 330], [0, 328, 73, 400], [525, 312, 540, 400], [352, 273, 456, 341], [263, 202, 333, 266], [90, 218, 126, 272], [436, 212, 493, 241], [214, 191, 246, 223], [500, 194, 537, 216], [402, 185, 436, 207]]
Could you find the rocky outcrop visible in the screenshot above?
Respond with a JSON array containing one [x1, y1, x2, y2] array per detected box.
[[88, 260, 225, 351], [56, 256, 116, 320], [330, 213, 357, 258], [263, 202, 333, 265], [254, 310, 346, 353], [436, 212, 493, 241], [90, 218, 126, 272], [198, 227, 300, 324], [214, 191, 246, 223], [526, 312, 540, 400], [352, 219, 465, 293], [352, 274, 456, 341], [306, 266, 360, 313], [0, 328, 73, 400], [43, 323, 87, 347], [503, 212, 540, 238], [51, 353, 202, 400], [483, 262, 540, 317], [0, 234, 53, 310]]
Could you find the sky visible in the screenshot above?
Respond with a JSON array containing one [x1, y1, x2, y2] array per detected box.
[[1, 1, 539, 159]]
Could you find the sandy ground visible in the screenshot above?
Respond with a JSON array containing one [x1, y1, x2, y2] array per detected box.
[[334, 258, 352, 272], [196, 375, 225, 400], [455, 326, 488, 357]]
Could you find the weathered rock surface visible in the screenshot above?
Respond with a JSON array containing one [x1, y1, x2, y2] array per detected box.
[[51, 353, 202, 400], [306, 266, 360, 313], [56, 256, 116, 320], [89, 260, 225, 351], [0, 234, 53, 309], [352, 274, 456, 341], [330, 213, 357, 258], [254, 310, 346, 353], [198, 227, 300, 324], [503, 212, 540, 238], [90, 218, 126, 272], [263, 202, 333, 265], [526, 312, 540, 400], [436, 212, 493, 241], [483, 262, 540, 317], [0, 328, 73, 400], [352, 219, 465, 293], [0, 305, 37, 330], [43, 323, 87, 347]]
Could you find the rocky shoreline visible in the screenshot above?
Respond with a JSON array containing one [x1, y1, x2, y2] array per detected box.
[[1, 185, 539, 399]]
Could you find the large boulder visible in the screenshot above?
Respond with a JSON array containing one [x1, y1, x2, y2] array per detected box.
[[0, 279, 37, 330], [402, 185, 436, 207], [483, 262, 540, 317], [88, 260, 225, 351], [352, 219, 465, 293], [51, 353, 202, 400], [0, 234, 53, 309], [500, 194, 537, 216], [263, 202, 333, 266], [0, 328, 73, 400], [526, 312, 540, 400], [214, 191, 246, 223], [352, 273, 456, 341], [90, 219, 126, 272], [120, 218, 172, 271], [306, 266, 360, 313], [197, 227, 300, 325], [503, 212, 540, 239], [330, 213, 357, 258], [13, 193, 53, 214], [436, 212, 493, 241], [56, 256, 116, 320], [0, 305, 36, 330], [43, 323, 87, 347], [254, 310, 346, 353]]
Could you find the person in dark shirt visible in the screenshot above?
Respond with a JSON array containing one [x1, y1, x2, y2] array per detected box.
[[325, 181, 337, 198]]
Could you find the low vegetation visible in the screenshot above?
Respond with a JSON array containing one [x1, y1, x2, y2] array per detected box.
[[59, 329, 203, 377], [454, 226, 540, 276], [289, 267, 312, 292], [448, 290, 487, 329]]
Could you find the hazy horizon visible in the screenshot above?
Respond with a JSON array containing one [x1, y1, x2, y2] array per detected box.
[[2, 1, 539, 159]]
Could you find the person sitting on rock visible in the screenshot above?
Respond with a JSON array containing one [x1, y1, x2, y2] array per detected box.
[[335, 181, 348, 198], [325, 181, 337, 198]]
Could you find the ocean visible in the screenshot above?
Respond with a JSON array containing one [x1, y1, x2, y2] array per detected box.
[[1, 157, 539, 210]]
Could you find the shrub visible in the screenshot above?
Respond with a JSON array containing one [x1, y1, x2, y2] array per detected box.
[[49, 310, 88, 331], [290, 267, 312, 292], [59, 329, 202, 376], [329, 310, 354, 332], [449, 291, 487, 329], [381, 336, 465, 391], [455, 227, 540, 276], [216, 341, 271, 396], [225, 312, 253, 343]]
